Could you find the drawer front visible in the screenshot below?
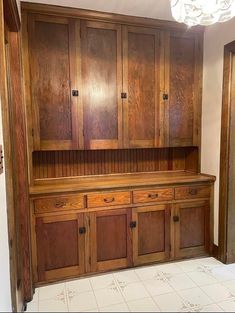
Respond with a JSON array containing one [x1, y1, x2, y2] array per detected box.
[[34, 195, 84, 214], [133, 188, 174, 204], [87, 191, 131, 208], [175, 185, 210, 200]]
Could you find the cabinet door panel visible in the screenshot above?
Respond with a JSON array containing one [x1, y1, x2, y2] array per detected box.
[[167, 32, 202, 147], [132, 205, 171, 266], [174, 201, 210, 258], [36, 213, 85, 282], [90, 209, 132, 272], [28, 15, 82, 150], [123, 26, 162, 148], [82, 21, 122, 149]]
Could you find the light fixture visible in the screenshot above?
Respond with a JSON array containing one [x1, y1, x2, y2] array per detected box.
[[170, 0, 235, 26]]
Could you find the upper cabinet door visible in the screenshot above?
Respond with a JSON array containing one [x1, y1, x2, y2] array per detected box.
[[166, 32, 202, 147], [28, 15, 83, 150], [122, 26, 162, 148], [81, 21, 123, 149]]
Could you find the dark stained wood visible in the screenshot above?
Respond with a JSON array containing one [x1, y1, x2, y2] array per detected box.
[[6, 30, 33, 302], [28, 14, 82, 150], [90, 208, 132, 272], [81, 21, 122, 149], [32, 148, 199, 179], [21, 2, 204, 33], [132, 205, 171, 265], [123, 26, 161, 148], [36, 213, 85, 282], [167, 32, 202, 147], [174, 201, 210, 258], [219, 41, 235, 263], [3, 0, 20, 31]]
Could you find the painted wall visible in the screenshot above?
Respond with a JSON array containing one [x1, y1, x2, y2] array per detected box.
[[0, 98, 12, 311], [202, 17, 235, 245]]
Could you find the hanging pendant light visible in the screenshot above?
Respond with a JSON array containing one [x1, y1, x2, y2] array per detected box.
[[170, 0, 235, 26]]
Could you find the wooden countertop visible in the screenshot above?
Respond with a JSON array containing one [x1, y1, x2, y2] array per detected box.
[[30, 171, 216, 196]]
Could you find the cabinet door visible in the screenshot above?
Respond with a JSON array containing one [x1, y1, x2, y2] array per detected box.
[[174, 201, 210, 259], [166, 32, 202, 147], [132, 205, 171, 266], [35, 213, 85, 282], [90, 209, 132, 272], [123, 26, 162, 148], [81, 21, 123, 149], [28, 15, 82, 150]]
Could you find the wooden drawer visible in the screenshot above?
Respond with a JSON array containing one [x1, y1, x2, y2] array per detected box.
[[175, 185, 210, 200], [133, 188, 174, 204], [87, 191, 131, 208], [34, 195, 84, 214]]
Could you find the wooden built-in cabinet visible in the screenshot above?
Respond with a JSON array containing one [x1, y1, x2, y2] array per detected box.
[[23, 8, 203, 151], [30, 171, 215, 284]]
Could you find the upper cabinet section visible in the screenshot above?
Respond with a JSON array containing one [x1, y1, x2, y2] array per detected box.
[[166, 32, 202, 147], [123, 26, 162, 148], [81, 21, 122, 149], [23, 7, 203, 151], [27, 15, 83, 150]]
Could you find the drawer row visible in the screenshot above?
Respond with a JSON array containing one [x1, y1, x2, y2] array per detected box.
[[34, 184, 211, 214]]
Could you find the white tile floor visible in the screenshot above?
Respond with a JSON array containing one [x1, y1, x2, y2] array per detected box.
[[26, 257, 235, 312]]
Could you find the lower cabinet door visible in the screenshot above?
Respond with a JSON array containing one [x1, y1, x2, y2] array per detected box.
[[174, 201, 210, 259], [35, 213, 85, 282], [90, 208, 132, 272], [132, 205, 171, 266]]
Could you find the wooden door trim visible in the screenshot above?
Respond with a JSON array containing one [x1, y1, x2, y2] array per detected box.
[[219, 41, 235, 263]]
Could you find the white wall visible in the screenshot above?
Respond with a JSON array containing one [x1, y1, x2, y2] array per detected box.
[[0, 98, 12, 311], [202, 17, 235, 245]]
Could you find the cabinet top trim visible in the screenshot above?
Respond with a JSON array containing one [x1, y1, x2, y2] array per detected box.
[[21, 2, 204, 33], [30, 170, 215, 196]]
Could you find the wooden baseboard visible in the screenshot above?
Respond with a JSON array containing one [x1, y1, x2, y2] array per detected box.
[[212, 244, 219, 258]]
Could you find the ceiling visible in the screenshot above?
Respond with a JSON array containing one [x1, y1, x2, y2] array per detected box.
[[21, 0, 174, 21]]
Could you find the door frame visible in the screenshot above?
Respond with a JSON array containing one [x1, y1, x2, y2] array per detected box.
[[219, 40, 235, 263]]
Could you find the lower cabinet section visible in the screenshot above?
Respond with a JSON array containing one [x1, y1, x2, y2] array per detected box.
[[35, 213, 85, 282], [90, 208, 132, 272], [174, 200, 210, 259], [33, 200, 211, 284], [132, 205, 171, 265]]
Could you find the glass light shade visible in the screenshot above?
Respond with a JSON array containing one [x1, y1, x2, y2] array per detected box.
[[171, 0, 235, 26]]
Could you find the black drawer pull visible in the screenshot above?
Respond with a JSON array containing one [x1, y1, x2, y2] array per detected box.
[[148, 193, 159, 199], [189, 189, 198, 196], [55, 201, 66, 208], [104, 197, 115, 203], [130, 221, 137, 229], [79, 227, 86, 234], [173, 216, 180, 222]]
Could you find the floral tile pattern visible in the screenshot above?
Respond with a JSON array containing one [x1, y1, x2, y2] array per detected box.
[[27, 257, 235, 312]]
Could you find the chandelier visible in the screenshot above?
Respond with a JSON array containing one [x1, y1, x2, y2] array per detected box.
[[170, 0, 235, 26]]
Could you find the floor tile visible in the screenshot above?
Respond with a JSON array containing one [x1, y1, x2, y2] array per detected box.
[[127, 297, 160, 312], [94, 287, 124, 308], [218, 299, 235, 312], [153, 292, 186, 312], [135, 263, 182, 282], [67, 290, 97, 312], [187, 271, 217, 286], [90, 273, 116, 291], [120, 281, 149, 302], [168, 273, 196, 291], [201, 283, 235, 302], [100, 302, 130, 312], [143, 278, 173, 296], [66, 277, 92, 296], [210, 266, 235, 282], [135, 266, 158, 281], [38, 298, 68, 312], [201, 303, 224, 312], [178, 287, 213, 308], [223, 279, 235, 293], [196, 257, 223, 268], [38, 283, 66, 302], [26, 301, 39, 312], [226, 263, 235, 274], [175, 259, 201, 273], [114, 269, 140, 285]]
